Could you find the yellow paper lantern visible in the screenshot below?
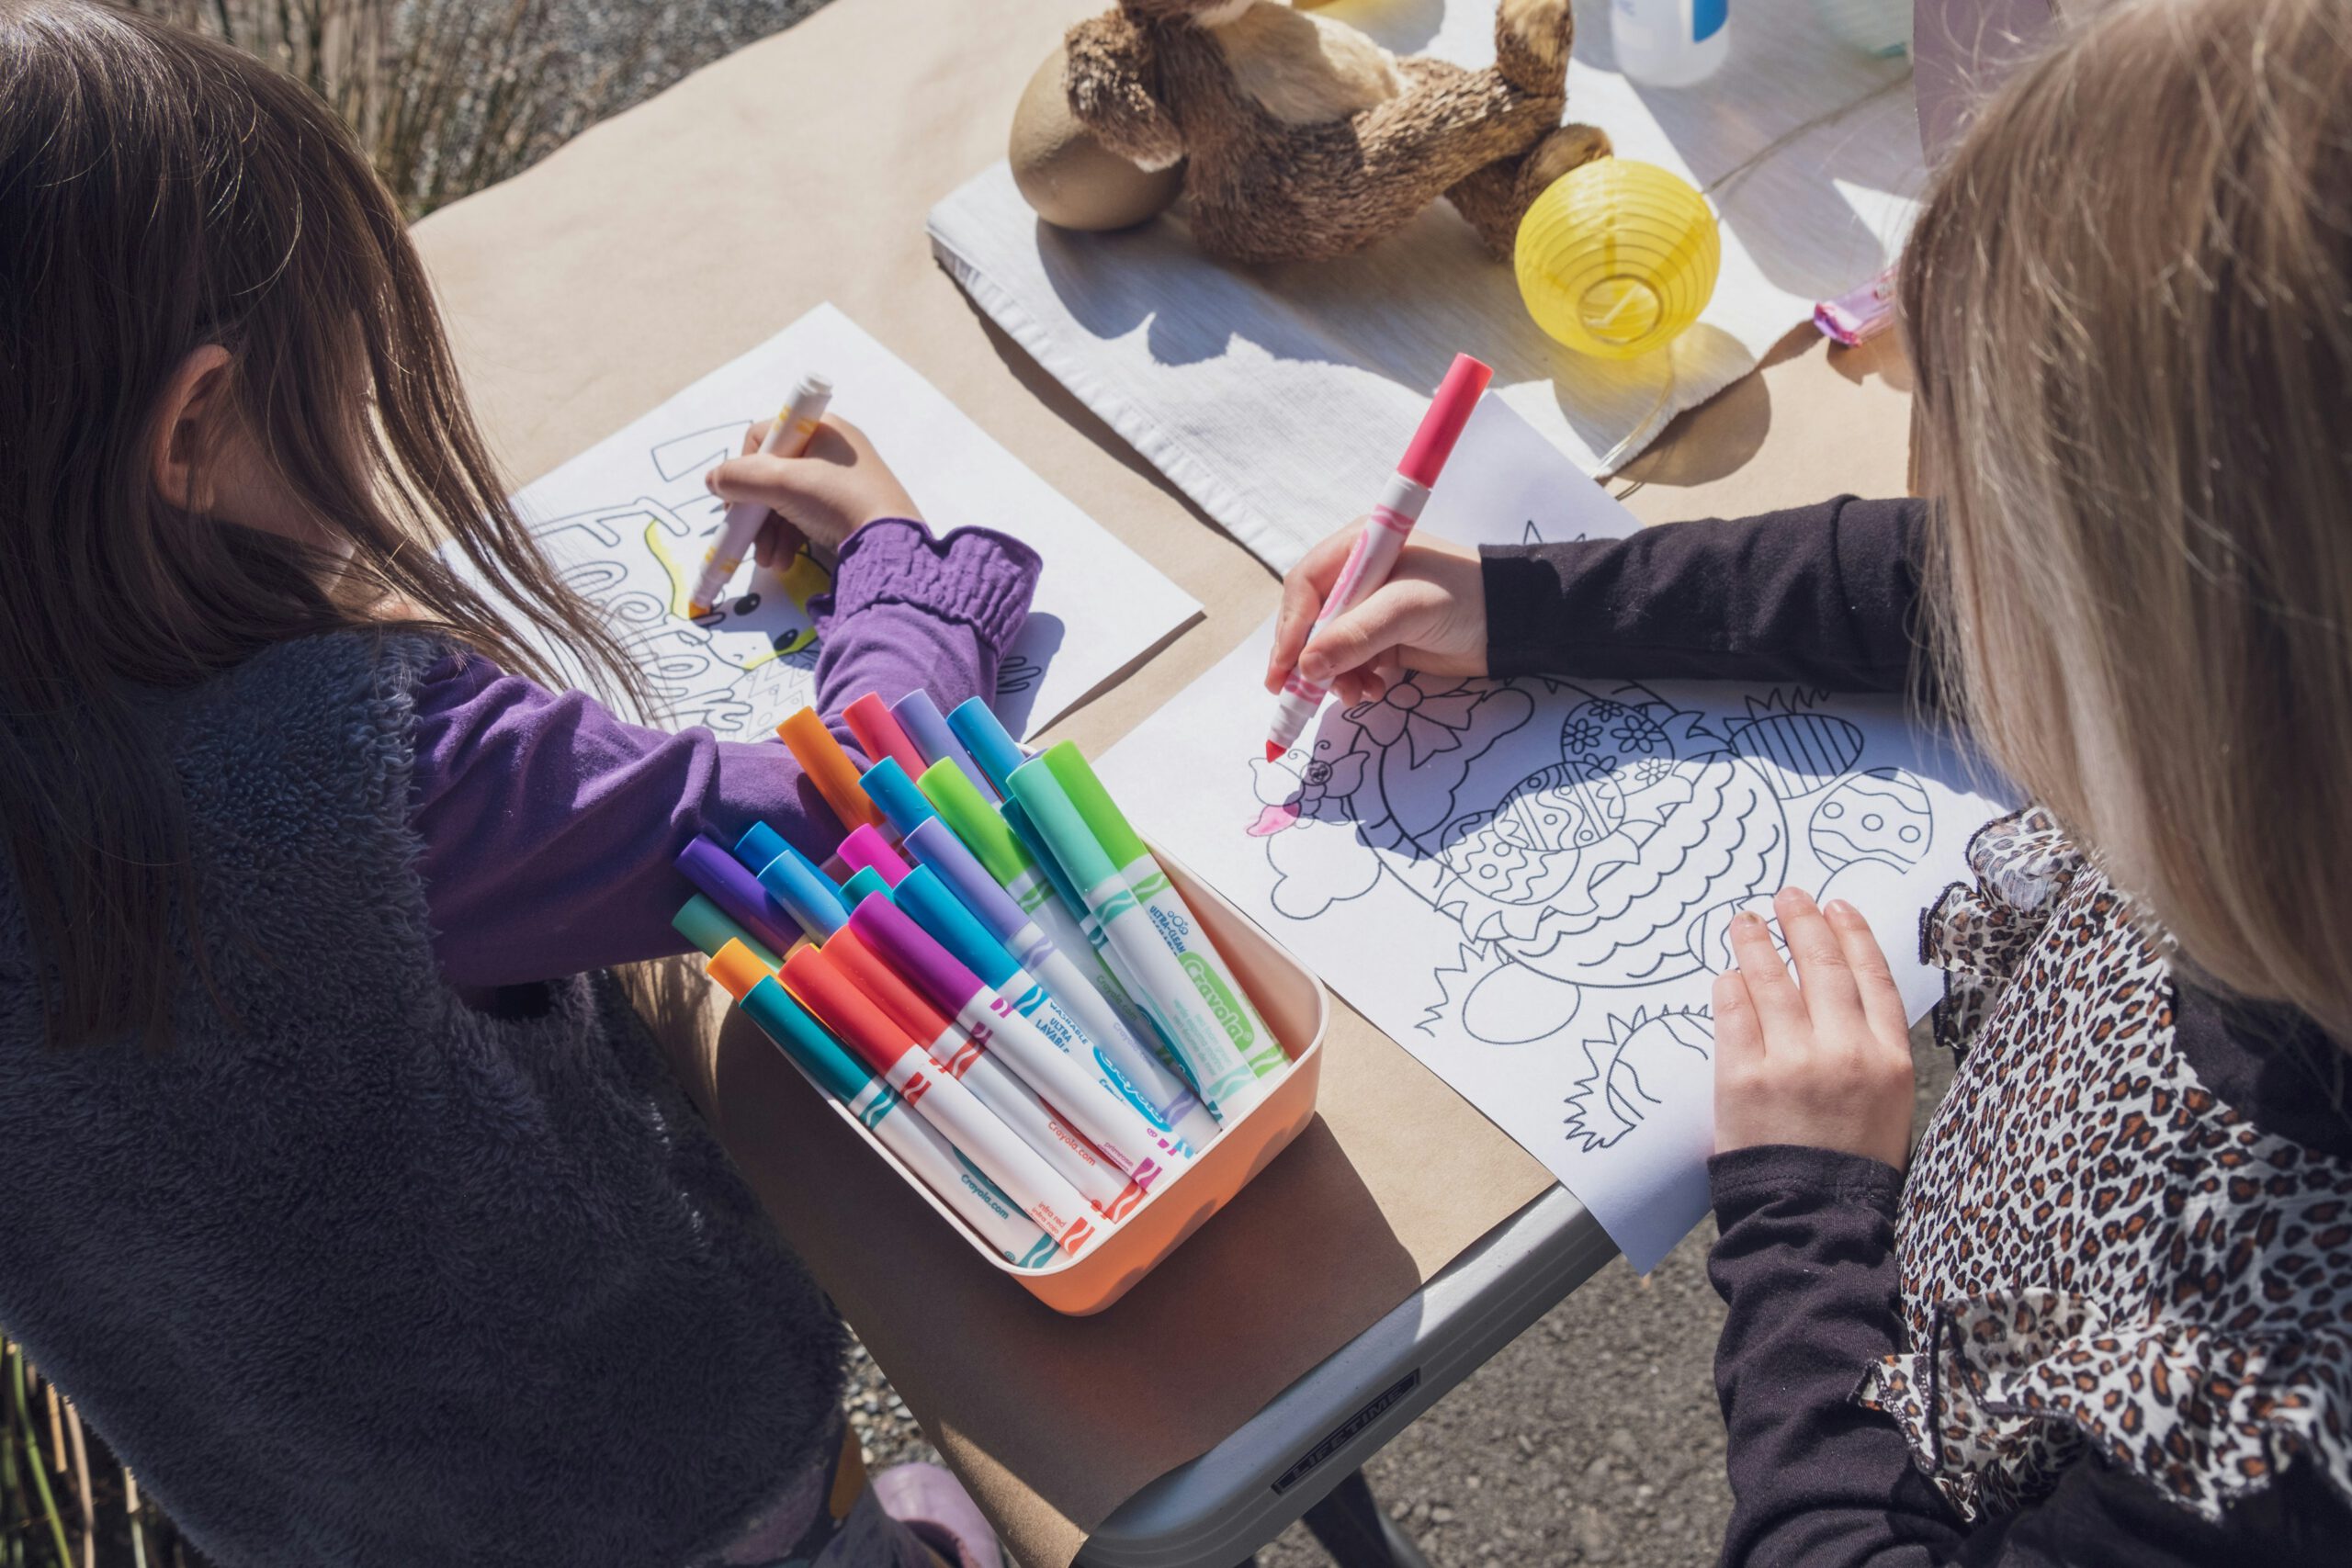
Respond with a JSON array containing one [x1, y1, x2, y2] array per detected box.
[[1514, 160, 1721, 360]]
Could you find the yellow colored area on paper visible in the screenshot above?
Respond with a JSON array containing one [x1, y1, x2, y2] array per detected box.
[[646, 518, 831, 663]]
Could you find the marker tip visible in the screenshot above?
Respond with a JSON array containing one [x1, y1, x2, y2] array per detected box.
[[1264, 740, 1284, 763]]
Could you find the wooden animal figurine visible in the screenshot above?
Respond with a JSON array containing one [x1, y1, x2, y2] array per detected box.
[[1019, 0, 1611, 265]]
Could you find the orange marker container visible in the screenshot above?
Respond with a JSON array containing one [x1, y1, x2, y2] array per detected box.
[[777, 707, 888, 833], [782, 846, 1328, 1314]]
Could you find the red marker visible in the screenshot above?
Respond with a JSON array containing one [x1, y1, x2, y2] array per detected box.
[[1265, 354, 1491, 761]]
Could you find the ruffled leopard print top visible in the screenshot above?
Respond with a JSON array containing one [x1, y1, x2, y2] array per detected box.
[[1859, 808, 2352, 1522]]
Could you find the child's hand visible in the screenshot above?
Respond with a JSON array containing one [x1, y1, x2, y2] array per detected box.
[[1712, 887, 1915, 1169], [1263, 527, 1487, 707], [704, 415, 921, 568]]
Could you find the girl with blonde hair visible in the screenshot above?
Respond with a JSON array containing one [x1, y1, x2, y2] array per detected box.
[[1271, 0, 2352, 1557]]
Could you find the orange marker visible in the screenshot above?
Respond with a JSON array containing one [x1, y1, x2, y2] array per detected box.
[[778, 706, 888, 834], [844, 693, 930, 782], [780, 944, 1094, 1250], [832, 922, 1139, 1219]]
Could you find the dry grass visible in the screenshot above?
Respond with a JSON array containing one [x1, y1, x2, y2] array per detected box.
[[130, 0, 659, 217]]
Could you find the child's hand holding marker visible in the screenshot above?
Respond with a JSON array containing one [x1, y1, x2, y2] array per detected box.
[[698, 410, 921, 594], [1264, 532, 1487, 710]]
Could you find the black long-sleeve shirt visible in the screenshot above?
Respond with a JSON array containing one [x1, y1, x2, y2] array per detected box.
[[1478, 496, 2352, 1568]]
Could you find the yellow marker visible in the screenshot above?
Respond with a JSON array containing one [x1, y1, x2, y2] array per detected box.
[[1515, 161, 1720, 361], [687, 370, 832, 617]]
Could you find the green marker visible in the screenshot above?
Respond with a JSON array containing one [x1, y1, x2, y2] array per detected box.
[[1005, 759, 1268, 1122], [1042, 743, 1284, 1080], [672, 894, 785, 971]]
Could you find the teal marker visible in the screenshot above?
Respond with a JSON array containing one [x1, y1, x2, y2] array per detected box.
[[1005, 759, 1267, 1122], [841, 865, 894, 909], [672, 894, 784, 971], [898, 866, 1195, 1157], [1045, 743, 1283, 1079], [707, 942, 1057, 1268]]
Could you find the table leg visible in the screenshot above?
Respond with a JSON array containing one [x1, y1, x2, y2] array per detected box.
[[1295, 1470, 1431, 1568]]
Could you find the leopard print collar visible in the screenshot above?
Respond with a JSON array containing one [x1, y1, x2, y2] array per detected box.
[[1860, 808, 2352, 1522]]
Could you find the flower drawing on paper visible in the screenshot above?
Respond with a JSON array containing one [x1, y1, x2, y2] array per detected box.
[[1348, 680, 1488, 770]]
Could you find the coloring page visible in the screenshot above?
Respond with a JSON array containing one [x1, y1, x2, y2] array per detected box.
[[485, 303, 1200, 739], [1099, 397, 2007, 1270]]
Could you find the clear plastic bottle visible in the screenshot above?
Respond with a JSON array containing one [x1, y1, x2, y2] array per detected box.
[[1611, 0, 1731, 87]]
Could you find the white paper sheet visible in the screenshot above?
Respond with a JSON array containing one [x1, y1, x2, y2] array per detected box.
[[497, 303, 1200, 739], [1098, 397, 2005, 1271], [927, 0, 1925, 574]]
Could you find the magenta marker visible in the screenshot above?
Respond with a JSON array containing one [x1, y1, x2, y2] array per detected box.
[[839, 823, 912, 886], [1265, 354, 1491, 761], [850, 891, 1178, 1184], [674, 836, 803, 957], [890, 689, 998, 802], [904, 817, 1217, 1148]]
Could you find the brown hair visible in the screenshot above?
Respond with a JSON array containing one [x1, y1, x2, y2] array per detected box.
[[1904, 0, 2352, 1037], [0, 0, 645, 1045]]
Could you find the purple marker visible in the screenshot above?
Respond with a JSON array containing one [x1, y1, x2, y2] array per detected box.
[[848, 894, 1171, 1187], [889, 689, 997, 802], [905, 818, 1217, 1148], [674, 835, 801, 956]]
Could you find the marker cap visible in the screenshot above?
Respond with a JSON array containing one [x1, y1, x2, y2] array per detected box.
[[777, 707, 885, 832], [895, 866, 1020, 990], [904, 818, 1028, 942], [706, 938, 775, 1001], [734, 821, 790, 875], [919, 761, 1035, 886], [672, 895, 783, 970], [826, 922, 955, 1043], [757, 842, 853, 941], [1005, 758, 1118, 891], [839, 823, 912, 886], [674, 836, 802, 956], [849, 892, 982, 1016], [844, 693, 930, 781], [1397, 354, 1492, 489], [1041, 742, 1149, 870], [738, 975, 872, 1104], [946, 697, 1028, 795], [858, 758, 939, 838], [1001, 797, 1091, 919], [891, 690, 997, 801], [842, 866, 895, 908], [780, 944, 913, 1075]]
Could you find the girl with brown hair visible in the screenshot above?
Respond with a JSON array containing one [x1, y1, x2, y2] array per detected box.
[[0, 2, 1016, 1562], [1271, 0, 2352, 1558]]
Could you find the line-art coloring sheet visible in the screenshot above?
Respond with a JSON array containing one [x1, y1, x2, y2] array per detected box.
[[488, 304, 1200, 739], [1100, 396, 2006, 1269]]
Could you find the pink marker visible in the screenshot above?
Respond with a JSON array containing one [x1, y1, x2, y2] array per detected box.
[[849, 893, 1170, 1189], [838, 823, 913, 886], [1265, 353, 1492, 761], [843, 692, 930, 781]]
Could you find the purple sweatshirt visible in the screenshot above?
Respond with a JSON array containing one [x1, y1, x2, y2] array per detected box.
[[409, 517, 1040, 988]]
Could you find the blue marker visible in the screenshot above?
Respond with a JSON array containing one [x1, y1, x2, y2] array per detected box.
[[756, 842, 852, 942], [858, 757, 941, 839], [733, 819, 791, 875], [890, 689, 997, 802], [947, 696, 1028, 796], [707, 941, 1057, 1268]]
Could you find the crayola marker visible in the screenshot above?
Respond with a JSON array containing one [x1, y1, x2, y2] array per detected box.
[[838, 823, 913, 887], [757, 842, 852, 942], [826, 920, 1142, 1220], [844, 693, 929, 782], [858, 758, 940, 840], [1044, 742, 1284, 1080], [675, 836, 803, 957], [687, 373, 831, 618], [890, 689, 997, 801], [895, 865, 1204, 1156], [672, 895, 786, 972], [709, 942, 1057, 1268], [850, 891, 1176, 1185], [945, 695, 1028, 795], [841, 865, 894, 908], [781, 943, 1094, 1252], [777, 707, 888, 835], [733, 820, 791, 875], [899, 829, 1216, 1148], [1006, 761, 1268, 1122]]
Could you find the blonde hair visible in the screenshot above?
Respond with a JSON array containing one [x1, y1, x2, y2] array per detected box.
[[1904, 0, 2352, 1039]]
